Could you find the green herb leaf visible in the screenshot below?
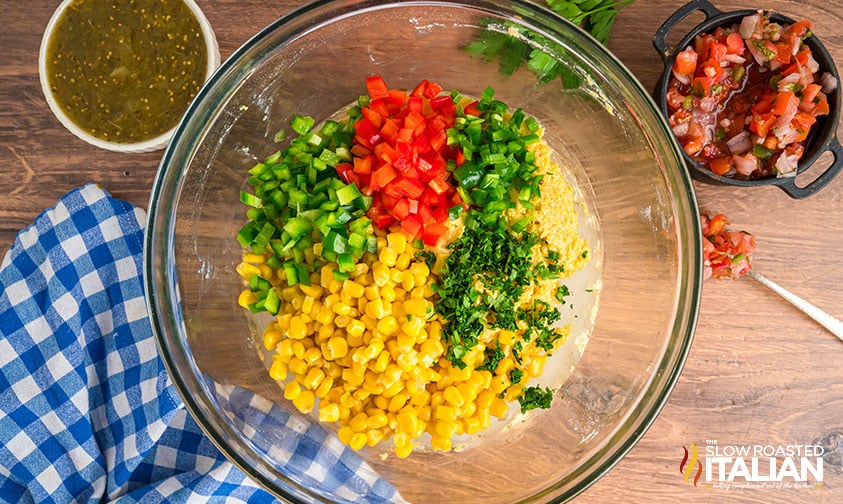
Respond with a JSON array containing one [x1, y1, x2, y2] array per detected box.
[[518, 386, 555, 413]]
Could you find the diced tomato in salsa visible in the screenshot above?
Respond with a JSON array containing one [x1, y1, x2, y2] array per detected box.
[[665, 12, 836, 179]]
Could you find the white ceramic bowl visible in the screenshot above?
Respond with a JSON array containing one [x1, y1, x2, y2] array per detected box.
[[38, 0, 221, 153]]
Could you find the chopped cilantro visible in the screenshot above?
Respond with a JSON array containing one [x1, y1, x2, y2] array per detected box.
[[518, 386, 555, 413], [555, 284, 570, 303], [510, 368, 524, 385], [477, 343, 505, 372]]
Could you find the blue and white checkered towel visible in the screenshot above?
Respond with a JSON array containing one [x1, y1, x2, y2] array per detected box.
[[0, 184, 400, 503]]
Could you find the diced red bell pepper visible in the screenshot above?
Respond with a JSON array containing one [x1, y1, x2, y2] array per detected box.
[[366, 75, 390, 100], [371, 164, 398, 190]]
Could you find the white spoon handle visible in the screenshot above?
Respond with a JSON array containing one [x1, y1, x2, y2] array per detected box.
[[747, 270, 843, 343]]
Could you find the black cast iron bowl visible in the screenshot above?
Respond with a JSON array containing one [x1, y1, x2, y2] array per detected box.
[[653, 0, 843, 199]]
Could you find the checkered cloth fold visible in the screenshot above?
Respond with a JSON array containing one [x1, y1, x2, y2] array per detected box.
[[0, 184, 400, 503]]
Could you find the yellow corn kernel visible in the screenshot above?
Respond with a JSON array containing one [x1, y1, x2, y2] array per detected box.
[[389, 268, 404, 284], [393, 431, 409, 449], [395, 253, 412, 270], [366, 412, 389, 430], [409, 262, 429, 279], [380, 284, 396, 303], [298, 295, 314, 316], [288, 357, 308, 376], [319, 402, 340, 423], [477, 389, 495, 410], [302, 367, 326, 390], [405, 379, 427, 399], [379, 247, 398, 267], [396, 331, 415, 353], [366, 428, 387, 447], [418, 405, 432, 422], [325, 336, 348, 360], [497, 357, 515, 377], [388, 393, 409, 413], [395, 440, 413, 459], [372, 263, 390, 287], [288, 316, 307, 340], [365, 299, 388, 319], [376, 316, 399, 337], [364, 285, 380, 301], [292, 390, 315, 413], [526, 356, 546, 377], [299, 284, 324, 298], [457, 382, 478, 403], [320, 266, 335, 288], [490, 397, 509, 418], [328, 279, 342, 294], [448, 365, 472, 382], [402, 314, 425, 336], [342, 280, 365, 299], [428, 321, 443, 341], [430, 435, 452, 452], [269, 360, 287, 381], [342, 368, 364, 387], [363, 338, 384, 361], [498, 330, 516, 346], [235, 262, 261, 279], [380, 364, 403, 389], [349, 412, 369, 432], [463, 416, 481, 435], [340, 391, 358, 409], [284, 380, 302, 401], [281, 287, 299, 302], [490, 374, 509, 395], [462, 402, 477, 418], [331, 302, 354, 317], [263, 329, 283, 351], [315, 377, 334, 399], [373, 394, 389, 411], [349, 433, 368, 451], [443, 386, 465, 407], [351, 262, 369, 279], [400, 273, 415, 291], [277, 339, 295, 359], [338, 426, 354, 445], [409, 287, 425, 299], [434, 405, 458, 422], [396, 350, 418, 371], [314, 306, 334, 326], [353, 388, 371, 402], [401, 299, 428, 318], [303, 347, 322, 365], [237, 290, 258, 309], [396, 407, 419, 434], [371, 350, 390, 373], [386, 232, 407, 254], [318, 324, 336, 342]]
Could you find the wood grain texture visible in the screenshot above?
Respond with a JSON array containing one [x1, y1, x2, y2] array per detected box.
[[1, 0, 841, 502]]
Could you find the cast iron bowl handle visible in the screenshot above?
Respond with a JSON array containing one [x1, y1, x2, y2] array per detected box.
[[653, 0, 722, 64], [776, 137, 843, 199]]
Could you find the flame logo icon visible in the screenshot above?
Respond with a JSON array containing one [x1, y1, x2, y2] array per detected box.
[[680, 441, 703, 486]]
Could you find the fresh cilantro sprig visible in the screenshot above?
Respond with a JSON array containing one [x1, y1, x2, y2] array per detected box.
[[465, 0, 634, 86], [546, 0, 635, 44]]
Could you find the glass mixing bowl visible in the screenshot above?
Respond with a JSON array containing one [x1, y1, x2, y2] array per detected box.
[[144, 0, 702, 502]]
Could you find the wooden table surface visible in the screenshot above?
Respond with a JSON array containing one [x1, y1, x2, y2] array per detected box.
[[2, 0, 842, 502]]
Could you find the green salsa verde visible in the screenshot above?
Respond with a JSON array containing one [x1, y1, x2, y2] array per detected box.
[[45, 0, 208, 143]]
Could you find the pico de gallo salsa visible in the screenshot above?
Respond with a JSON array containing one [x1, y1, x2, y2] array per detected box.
[[666, 12, 838, 179], [701, 212, 755, 280]]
